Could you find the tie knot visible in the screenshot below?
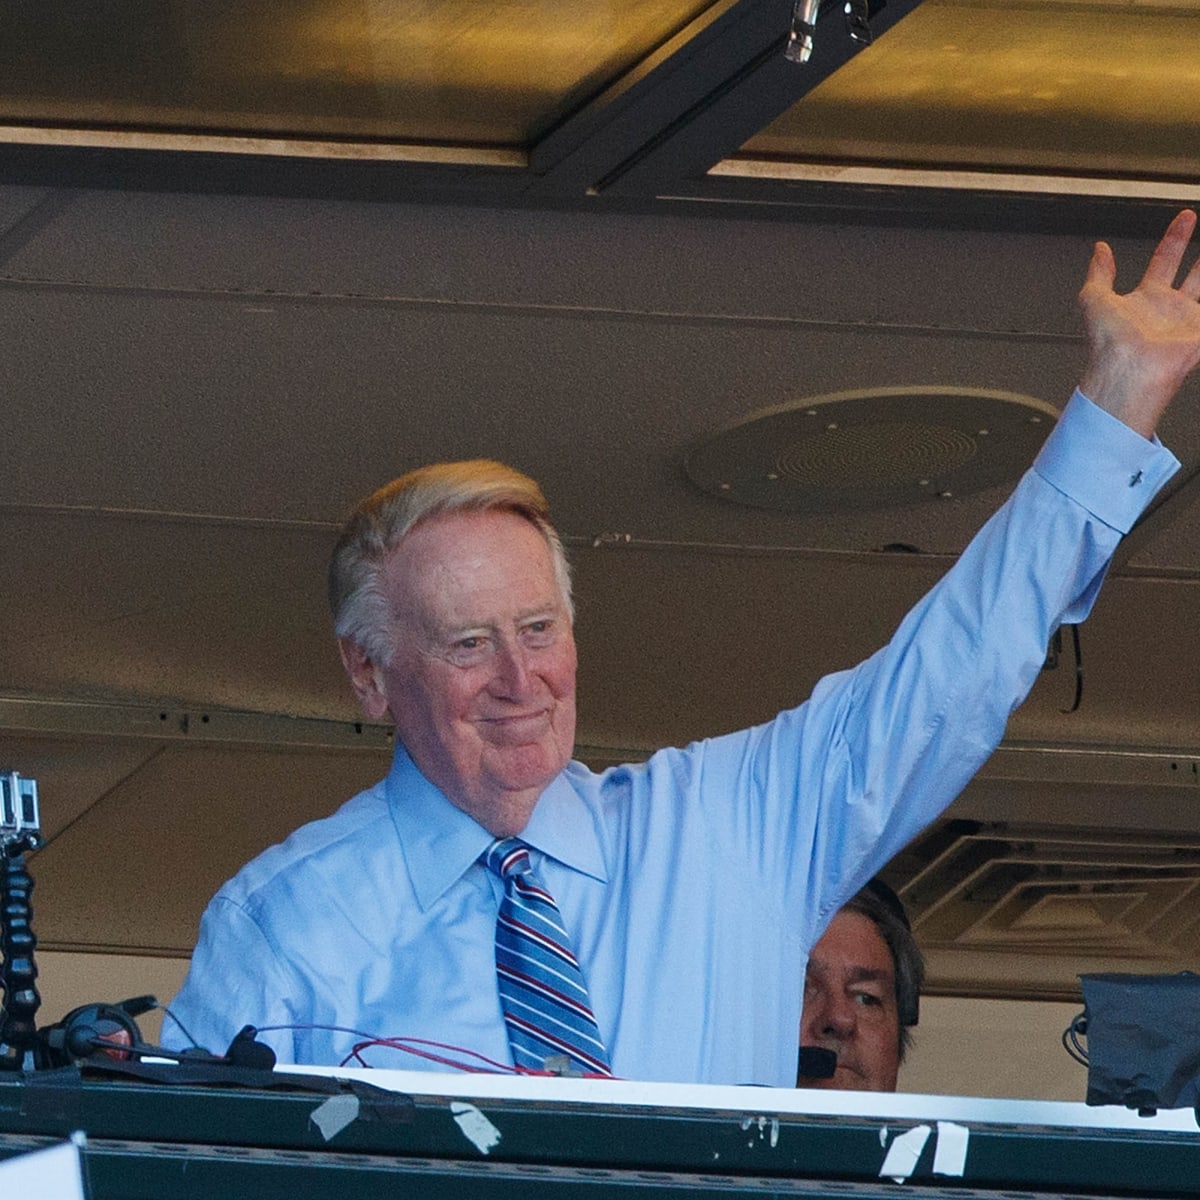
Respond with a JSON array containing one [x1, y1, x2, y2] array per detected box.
[[484, 837, 531, 880]]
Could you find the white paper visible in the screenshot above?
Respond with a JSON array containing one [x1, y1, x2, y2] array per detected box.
[[0, 1138, 87, 1198]]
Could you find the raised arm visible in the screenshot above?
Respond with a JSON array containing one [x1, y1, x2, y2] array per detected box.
[[1078, 208, 1200, 439]]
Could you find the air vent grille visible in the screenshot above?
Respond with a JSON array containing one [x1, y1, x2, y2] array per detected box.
[[888, 820, 1200, 1000]]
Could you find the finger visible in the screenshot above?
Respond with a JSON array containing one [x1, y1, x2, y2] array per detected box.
[[1179, 251, 1200, 301], [1139, 208, 1198, 288], [1080, 239, 1116, 301]]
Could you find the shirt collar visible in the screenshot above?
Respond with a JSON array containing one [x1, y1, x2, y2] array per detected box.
[[386, 745, 608, 911]]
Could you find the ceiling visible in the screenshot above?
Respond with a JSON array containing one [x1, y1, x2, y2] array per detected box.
[[2, 0, 1200, 1012]]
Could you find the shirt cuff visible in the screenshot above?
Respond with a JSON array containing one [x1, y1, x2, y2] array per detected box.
[[1032, 389, 1181, 534]]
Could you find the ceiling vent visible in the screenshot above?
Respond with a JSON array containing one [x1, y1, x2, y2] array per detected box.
[[889, 819, 1200, 1000], [684, 387, 1059, 513]]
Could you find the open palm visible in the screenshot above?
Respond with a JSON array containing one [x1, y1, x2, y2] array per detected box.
[[1078, 209, 1200, 438]]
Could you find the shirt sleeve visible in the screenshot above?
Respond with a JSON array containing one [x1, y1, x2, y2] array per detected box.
[[693, 389, 1180, 948], [160, 895, 302, 1064], [1034, 389, 1179, 540]]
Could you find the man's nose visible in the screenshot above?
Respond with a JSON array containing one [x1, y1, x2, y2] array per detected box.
[[811, 993, 857, 1041], [491, 639, 534, 697]]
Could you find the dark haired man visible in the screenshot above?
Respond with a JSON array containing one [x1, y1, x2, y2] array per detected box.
[[798, 881, 923, 1092]]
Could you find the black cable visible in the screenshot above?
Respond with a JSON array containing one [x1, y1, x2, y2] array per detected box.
[[1061, 1012, 1089, 1066], [157, 1003, 204, 1052], [1061, 623, 1084, 714]]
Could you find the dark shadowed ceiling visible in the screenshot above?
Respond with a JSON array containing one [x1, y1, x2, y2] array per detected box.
[[2, 0, 1200, 1008]]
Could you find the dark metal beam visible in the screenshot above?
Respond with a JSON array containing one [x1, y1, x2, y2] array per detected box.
[[524, 0, 797, 195], [593, 0, 925, 197]]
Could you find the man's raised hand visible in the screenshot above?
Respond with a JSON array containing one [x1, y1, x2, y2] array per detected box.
[[1078, 208, 1200, 438]]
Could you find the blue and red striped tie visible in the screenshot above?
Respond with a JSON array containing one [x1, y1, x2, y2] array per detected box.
[[484, 838, 612, 1077]]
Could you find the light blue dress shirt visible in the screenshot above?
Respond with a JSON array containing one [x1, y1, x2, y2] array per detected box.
[[164, 392, 1178, 1086]]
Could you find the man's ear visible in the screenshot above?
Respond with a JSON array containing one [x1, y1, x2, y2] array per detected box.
[[338, 637, 391, 722]]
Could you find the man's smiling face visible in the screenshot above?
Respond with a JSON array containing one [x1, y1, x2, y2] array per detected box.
[[341, 507, 577, 838]]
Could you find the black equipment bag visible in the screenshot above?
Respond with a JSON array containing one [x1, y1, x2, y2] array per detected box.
[[1079, 971, 1200, 1112]]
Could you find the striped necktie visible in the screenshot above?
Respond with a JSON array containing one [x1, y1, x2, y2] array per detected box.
[[483, 838, 612, 1077]]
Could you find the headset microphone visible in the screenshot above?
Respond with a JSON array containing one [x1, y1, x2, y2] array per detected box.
[[223, 1025, 277, 1070], [797, 1046, 837, 1079]]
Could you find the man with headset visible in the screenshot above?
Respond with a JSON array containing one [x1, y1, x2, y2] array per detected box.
[[797, 880, 922, 1092]]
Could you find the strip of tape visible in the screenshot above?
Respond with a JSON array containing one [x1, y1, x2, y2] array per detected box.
[[451, 1101, 502, 1154], [880, 1123, 931, 1182], [311, 1093, 360, 1141], [933, 1121, 969, 1176]]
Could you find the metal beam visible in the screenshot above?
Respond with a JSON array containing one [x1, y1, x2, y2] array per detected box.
[[0, 697, 392, 753], [595, 0, 925, 197]]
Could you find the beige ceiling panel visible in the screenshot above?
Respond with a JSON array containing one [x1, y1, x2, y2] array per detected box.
[[0, 0, 716, 145], [740, 0, 1200, 182], [0, 735, 159, 840]]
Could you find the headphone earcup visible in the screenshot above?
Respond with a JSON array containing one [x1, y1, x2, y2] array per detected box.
[[37, 1002, 140, 1067]]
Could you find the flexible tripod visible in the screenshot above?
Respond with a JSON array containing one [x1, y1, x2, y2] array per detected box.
[[0, 772, 42, 1069]]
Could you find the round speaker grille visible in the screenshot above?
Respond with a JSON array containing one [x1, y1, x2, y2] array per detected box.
[[684, 387, 1058, 513], [776, 422, 979, 488]]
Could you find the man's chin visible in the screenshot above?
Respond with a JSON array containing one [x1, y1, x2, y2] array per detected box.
[[798, 1066, 867, 1092], [485, 741, 569, 790], [472, 757, 570, 835]]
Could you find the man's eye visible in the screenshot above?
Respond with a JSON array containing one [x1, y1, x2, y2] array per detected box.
[[853, 990, 883, 1007], [450, 636, 489, 658]]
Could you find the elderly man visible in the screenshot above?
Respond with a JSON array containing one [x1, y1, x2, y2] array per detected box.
[[165, 213, 1200, 1085], [797, 880, 922, 1092]]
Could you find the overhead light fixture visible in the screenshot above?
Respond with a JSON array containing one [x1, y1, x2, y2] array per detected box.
[[786, 0, 874, 64]]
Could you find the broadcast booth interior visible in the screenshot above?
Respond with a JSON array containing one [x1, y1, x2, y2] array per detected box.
[[4, 0, 1200, 1195]]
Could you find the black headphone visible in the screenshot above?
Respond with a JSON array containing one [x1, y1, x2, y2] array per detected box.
[[37, 997, 277, 1073], [864, 876, 911, 929], [36, 995, 155, 1068]]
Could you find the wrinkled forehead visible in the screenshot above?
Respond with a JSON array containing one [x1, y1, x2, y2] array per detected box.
[[380, 508, 564, 623], [807, 910, 896, 982]]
